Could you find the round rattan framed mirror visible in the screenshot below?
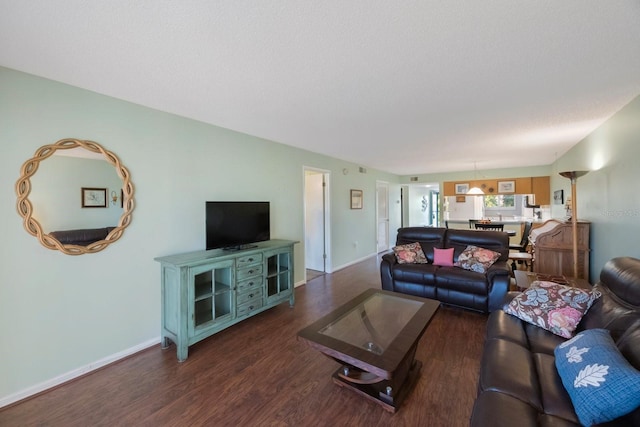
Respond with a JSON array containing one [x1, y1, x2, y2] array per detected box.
[[15, 138, 135, 255]]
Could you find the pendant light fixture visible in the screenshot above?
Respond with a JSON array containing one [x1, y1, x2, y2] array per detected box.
[[467, 162, 484, 195]]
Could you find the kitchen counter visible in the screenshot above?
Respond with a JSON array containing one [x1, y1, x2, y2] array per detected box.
[[444, 219, 545, 244]]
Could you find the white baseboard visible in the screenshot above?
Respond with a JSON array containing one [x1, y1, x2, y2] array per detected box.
[[332, 252, 378, 272], [0, 337, 160, 409]]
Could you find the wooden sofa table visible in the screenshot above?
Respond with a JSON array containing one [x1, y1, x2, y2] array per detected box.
[[297, 289, 440, 412], [513, 270, 591, 290]]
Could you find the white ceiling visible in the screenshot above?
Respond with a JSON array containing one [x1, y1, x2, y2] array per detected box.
[[2, 1, 639, 175]]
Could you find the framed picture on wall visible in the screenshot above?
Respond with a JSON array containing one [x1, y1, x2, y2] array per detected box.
[[81, 187, 107, 208], [498, 181, 515, 193], [554, 189, 564, 205], [350, 189, 363, 209], [455, 183, 469, 194]]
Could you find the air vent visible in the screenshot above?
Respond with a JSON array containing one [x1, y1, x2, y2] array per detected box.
[[359, 167, 367, 174], [410, 177, 419, 182]]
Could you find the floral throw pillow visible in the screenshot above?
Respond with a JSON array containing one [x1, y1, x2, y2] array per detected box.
[[503, 281, 601, 338], [555, 329, 640, 426], [393, 242, 428, 264], [453, 245, 501, 273]]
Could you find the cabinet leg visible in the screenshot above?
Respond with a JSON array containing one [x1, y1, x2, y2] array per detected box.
[[177, 344, 188, 362]]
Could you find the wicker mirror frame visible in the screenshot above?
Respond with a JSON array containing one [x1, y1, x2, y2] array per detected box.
[[15, 138, 135, 255]]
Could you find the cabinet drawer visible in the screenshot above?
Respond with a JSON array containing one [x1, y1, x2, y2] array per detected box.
[[236, 253, 263, 268], [236, 299, 264, 317], [237, 276, 264, 293], [237, 288, 263, 305], [237, 264, 263, 281]]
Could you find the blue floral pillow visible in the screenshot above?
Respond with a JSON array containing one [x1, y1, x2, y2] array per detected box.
[[555, 329, 640, 426], [504, 281, 600, 338]]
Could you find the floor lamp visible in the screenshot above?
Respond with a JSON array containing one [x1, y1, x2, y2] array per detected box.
[[559, 171, 588, 278]]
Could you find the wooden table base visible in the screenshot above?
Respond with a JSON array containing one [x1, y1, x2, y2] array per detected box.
[[331, 360, 422, 413]]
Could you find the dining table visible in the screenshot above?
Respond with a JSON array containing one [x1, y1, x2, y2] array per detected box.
[[473, 223, 517, 236]]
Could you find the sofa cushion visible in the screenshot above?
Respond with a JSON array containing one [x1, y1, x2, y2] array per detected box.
[[391, 263, 438, 283], [395, 227, 447, 263], [434, 267, 488, 295], [555, 328, 640, 426], [392, 242, 428, 264], [433, 247, 454, 266], [503, 281, 601, 339], [454, 245, 501, 273], [478, 338, 543, 410]]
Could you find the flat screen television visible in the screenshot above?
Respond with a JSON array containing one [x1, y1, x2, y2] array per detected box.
[[206, 201, 270, 250]]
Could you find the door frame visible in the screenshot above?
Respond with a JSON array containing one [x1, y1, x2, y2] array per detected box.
[[376, 180, 390, 253], [303, 166, 332, 275]]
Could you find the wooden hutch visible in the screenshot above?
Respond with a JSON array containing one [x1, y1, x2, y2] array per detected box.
[[529, 219, 591, 281]]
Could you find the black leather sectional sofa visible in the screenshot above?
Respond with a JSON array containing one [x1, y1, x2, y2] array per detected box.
[[380, 227, 511, 313], [470, 257, 640, 426]]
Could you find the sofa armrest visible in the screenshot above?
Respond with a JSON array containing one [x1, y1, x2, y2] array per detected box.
[[380, 252, 397, 291], [486, 261, 511, 312]]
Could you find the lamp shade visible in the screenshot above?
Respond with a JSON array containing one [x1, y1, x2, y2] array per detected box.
[[559, 171, 589, 180], [466, 186, 484, 195]]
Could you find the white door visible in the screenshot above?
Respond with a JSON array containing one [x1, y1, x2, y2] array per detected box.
[[376, 181, 389, 253], [304, 168, 330, 272]]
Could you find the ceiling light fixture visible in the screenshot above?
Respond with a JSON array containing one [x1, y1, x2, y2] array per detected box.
[[467, 162, 484, 195]]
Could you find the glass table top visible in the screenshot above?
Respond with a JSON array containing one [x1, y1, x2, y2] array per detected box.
[[318, 292, 423, 355]]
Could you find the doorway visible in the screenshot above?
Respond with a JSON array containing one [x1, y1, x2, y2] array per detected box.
[[376, 181, 390, 253], [401, 183, 440, 227], [304, 167, 331, 280]]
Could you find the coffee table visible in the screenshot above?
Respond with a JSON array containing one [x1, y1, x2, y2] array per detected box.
[[297, 288, 440, 412]]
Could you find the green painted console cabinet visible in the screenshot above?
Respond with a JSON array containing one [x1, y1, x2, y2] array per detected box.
[[155, 239, 297, 361]]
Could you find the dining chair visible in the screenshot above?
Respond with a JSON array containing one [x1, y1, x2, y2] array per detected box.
[[475, 223, 504, 231], [510, 221, 532, 252]]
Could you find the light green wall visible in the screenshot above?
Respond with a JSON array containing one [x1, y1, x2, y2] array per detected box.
[[551, 94, 640, 280], [0, 67, 399, 403], [401, 165, 553, 184]]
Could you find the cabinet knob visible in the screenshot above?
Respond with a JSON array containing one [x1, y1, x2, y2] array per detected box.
[[249, 293, 254, 298], [248, 270, 254, 274], [248, 258, 254, 262]]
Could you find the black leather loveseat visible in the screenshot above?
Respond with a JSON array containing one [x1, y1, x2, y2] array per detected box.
[[380, 227, 511, 313], [470, 257, 640, 426], [50, 226, 116, 246]]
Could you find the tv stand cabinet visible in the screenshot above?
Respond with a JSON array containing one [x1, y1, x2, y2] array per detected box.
[[155, 239, 297, 361]]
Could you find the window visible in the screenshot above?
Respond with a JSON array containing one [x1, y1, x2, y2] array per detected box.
[[484, 195, 515, 209]]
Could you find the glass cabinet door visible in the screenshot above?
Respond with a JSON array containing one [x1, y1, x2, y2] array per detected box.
[[266, 250, 292, 303], [189, 260, 234, 334]]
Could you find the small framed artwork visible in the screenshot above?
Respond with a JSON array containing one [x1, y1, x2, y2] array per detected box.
[[455, 183, 470, 194], [498, 181, 515, 193], [350, 189, 363, 209], [553, 189, 564, 205], [81, 187, 107, 208], [455, 196, 466, 203]]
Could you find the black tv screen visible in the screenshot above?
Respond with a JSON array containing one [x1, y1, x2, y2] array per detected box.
[[206, 201, 270, 250]]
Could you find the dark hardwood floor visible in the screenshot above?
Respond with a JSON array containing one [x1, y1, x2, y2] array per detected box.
[[0, 255, 488, 426]]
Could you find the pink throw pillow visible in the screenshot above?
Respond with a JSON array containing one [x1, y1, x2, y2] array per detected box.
[[433, 247, 454, 266]]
